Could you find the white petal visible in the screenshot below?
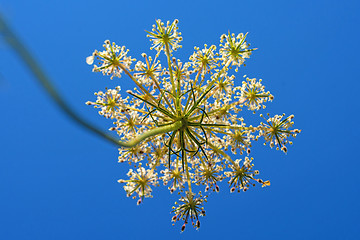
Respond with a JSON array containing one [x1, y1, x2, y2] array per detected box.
[[86, 55, 94, 65]]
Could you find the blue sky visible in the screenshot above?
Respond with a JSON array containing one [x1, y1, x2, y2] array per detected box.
[[1, 0, 359, 239]]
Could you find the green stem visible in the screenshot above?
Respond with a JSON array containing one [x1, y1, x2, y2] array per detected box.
[[204, 60, 231, 93], [180, 130, 192, 193], [189, 98, 245, 122], [184, 149, 192, 193], [164, 43, 176, 96], [185, 62, 231, 117], [0, 13, 124, 147], [149, 72, 176, 115], [191, 130, 236, 165], [0, 14, 183, 149], [184, 66, 203, 113], [118, 63, 158, 105], [193, 66, 202, 86], [119, 121, 182, 148]]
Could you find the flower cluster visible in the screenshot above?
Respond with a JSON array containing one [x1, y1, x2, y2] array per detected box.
[[87, 40, 135, 79], [235, 76, 274, 111], [225, 157, 269, 193], [85, 86, 126, 119], [86, 19, 301, 231], [172, 192, 206, 231], [259, 113, 300, 153], [219, 32, 254, 71], [118, 166, 158, 205], [146, 19, 182, 53], [189, 44, 218, 74]]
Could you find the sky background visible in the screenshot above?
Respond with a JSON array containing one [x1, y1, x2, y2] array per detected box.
[[1, 0, 359, 239]]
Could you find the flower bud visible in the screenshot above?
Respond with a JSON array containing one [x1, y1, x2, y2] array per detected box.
[[181, 224, 186, 232]]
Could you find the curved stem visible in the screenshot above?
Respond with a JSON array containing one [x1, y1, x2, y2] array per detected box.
[[0, 14, 182, 149], [0, 13, 124, 147], [119, 120, 182, 148]]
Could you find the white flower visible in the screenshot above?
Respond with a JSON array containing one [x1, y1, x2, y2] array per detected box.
[[86, 86, 126, 119], [86, 19, 300, 231], [189, 44, 218, 74], [88, 40, 135, 79], [146, 19, 182, 53], [225, 157, 268, 192], [259, 113, 301, 152], [119, 167, 158, 202], [160, 163, 186, 193], [86, 54, 95, 65], [235, 77, 273, 111], [219, 32, 255, 70]]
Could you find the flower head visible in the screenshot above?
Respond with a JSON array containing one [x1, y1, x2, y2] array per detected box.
[[134, 53, 162, 87], [86, 19, 300, 231], [146, 19, 182, 53], [225, 125, 254, 155], [118, 166, 158, 204], [160, 162, 186, 193], [235, 76, 274, 111], [219, 32, 255, 71], [194, 159, 223, 192], [259, 113, 301, 152], [87, 40, 135, 79], [85, 86, 126, 119], [189, 44, 218, 74], [172, 192, 206, 231], [225, 157, 268, 192]]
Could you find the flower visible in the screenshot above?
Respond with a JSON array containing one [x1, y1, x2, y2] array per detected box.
[[160, 160, 186, 193], [189, 44, 218, 75], [85, 86, 126, 119], [259, 113, 301, 152], [171, 192, 206, 231], [219, 32, 255, 71], [225, 125, 254, 155], [146, 19, 182, 53], [118, 166, 158, 203], [211, 71, 235, 100], [87, 40, 135, 79], [86, 19, 300, 231], [171, 58, 192, 83], [118, 143, 147, 164], [194, 158, 223, 192], [235, 76, 274, 111], [134, 53, 163, 87], [225, 157, 268, 192]]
